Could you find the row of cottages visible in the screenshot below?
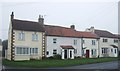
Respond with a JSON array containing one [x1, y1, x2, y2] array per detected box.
[[6, 12, 119, 61]]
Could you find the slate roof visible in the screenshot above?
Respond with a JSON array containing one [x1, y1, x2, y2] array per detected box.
[[94, 29, 115, 38], [45, 25, 99, 38], [12, 19, 45, 32]]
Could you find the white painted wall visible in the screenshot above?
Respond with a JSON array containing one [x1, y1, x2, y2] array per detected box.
[[83, 38, 99, 58], [46, 36, 82, 57], [99, 37, 118, 57]]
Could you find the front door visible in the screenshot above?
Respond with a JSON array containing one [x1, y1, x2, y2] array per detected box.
[[64, 49, 67, 59], [70, 51, 72, 58], [86, 50, 89, 58]]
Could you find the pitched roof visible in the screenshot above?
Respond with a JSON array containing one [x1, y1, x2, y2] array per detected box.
[[45, 25, 99, 38], [12, 19, 45, 32], [113, 34, 120, 39], [94, 29, 115, 38], [60, 45, 74, 49]]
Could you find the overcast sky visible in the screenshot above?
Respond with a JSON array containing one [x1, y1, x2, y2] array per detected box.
[[0, 0, 119, 40]]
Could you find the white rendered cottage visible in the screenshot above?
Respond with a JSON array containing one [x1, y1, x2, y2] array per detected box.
[[45, 25, 99, 59], [86, 27, 119, 57]]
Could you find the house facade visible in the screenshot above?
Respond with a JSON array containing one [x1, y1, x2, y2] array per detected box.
[[45, 25, 99, 59], [86, 27, 119, 57], [6, 12, 45, 61]]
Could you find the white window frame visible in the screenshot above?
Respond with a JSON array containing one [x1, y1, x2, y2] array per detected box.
[[92, 40, 96, 45], [15, 46, 29, 55], [30, 48, 39, 55], [32, 33, 38, 41], [53, 38, 57, 43], [18, 31, 25, 41], [74, 40, 77, 45]]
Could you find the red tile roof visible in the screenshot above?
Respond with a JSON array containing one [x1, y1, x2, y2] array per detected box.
[[45, 25, 99, 39], [60, 45, 74, 49]]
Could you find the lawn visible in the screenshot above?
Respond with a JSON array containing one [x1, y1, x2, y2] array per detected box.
[[2, 57, 118, 68]]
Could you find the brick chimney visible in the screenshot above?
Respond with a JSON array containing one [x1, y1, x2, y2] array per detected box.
[[38, 15, 44, 26], [70, 25, 75, 30]]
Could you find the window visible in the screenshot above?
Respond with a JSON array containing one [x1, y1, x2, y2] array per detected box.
[[115, 49, 117, 54], [16, 47, 29, 55], [102, 48, 108, 54], [53, 49, 57, 54], [53, 38, 57, 43], [46, 51, 49, 55], [32, 33, 38, 41], [111, 48, 113, 52], [18, 32, 25, 40], [74, 40, 77, 45], [82, 40, 85, 44], [74, 49, 77, 54], [91, 49, 96, 55], [30, 48, 38, 55], [114, 39, 118, 43], [103, 39, 108, 42], [92, 40, 96, 45]]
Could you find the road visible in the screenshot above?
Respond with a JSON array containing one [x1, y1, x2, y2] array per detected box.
[[46, 61, 119, 69]]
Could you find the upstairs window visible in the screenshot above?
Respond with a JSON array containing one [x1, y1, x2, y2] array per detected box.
[[53, 38, 57, 43], [18, 31, 25, 40], [74, 40, 77, 45], [32, 33, 38, 41], [92, 40, 96, 45], [103, 39, 108, 42], [114, 39, 118, 43]]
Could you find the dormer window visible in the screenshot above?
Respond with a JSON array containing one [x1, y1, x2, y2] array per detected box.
[[18, 31, 25, 41]]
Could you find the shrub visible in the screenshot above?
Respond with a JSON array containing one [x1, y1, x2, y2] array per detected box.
[[53, 54, 61, 59]]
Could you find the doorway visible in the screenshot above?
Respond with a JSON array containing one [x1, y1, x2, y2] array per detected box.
[[86, 50, 89, 58]]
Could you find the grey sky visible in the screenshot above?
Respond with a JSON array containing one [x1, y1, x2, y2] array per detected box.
[[0, 0, 119, 40]]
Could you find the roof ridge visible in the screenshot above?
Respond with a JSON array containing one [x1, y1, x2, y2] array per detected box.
[[13, 19, 38, 23]]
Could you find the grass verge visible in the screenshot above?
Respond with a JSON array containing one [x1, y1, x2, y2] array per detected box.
[[2, 57, 118, 68]]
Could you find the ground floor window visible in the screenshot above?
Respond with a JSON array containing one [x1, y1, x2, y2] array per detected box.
[[102, 48, 108, 54], [91, 49, 96, 56], [30, 48, 38, 55], [53, 49, 57, 55], [16, 47, 29, 55], [16, 47, 38, 55]]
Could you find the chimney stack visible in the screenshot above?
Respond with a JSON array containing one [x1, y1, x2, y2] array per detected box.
[[90, 26, 95, 33], [70, 25, 75, 30], [11, 12, 14, 20], [38, 15, 44, 26]]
